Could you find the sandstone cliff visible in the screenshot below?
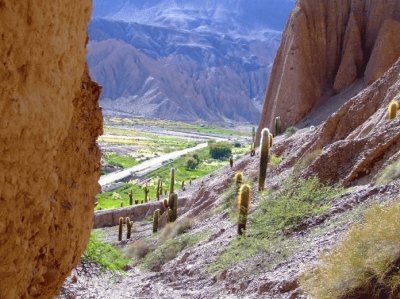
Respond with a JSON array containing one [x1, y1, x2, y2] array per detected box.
[[0, 1, 102, 298], [258, 0, 400, 136]]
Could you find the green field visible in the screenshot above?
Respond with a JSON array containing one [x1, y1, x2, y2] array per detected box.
[[96, 144, 250, 210], [104, 117, 251, 137]]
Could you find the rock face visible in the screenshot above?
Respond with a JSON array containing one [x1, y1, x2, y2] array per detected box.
[[0, 1, 102, 298], [258, 0, 400, 136]]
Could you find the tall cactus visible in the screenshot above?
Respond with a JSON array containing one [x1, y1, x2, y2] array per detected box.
[[235, 172, 244, 194], [126, 217, 132, 239], [168, 193, 178, 222], [153, 209, 160, 233], [388, 100, 399, 119], [274, 116, 282, 136], [258, 128, 271, 191], [144, 184, 149, 202], [269, 133, 274, 147], [229, 156, 234, 168], [250, 143, 255, 157], [182, 180, 185, 191], [169, 167, 176, 195], [118, 217, 123, 241], [129, 190, 133, 206], [252, 127, 256, 144], [238, 184, 251, 235]]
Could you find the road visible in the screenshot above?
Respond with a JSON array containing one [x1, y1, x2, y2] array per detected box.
[[99, 143, 208, 187]]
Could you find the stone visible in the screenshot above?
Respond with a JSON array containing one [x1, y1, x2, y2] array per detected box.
[[0, 1, 102, 297]]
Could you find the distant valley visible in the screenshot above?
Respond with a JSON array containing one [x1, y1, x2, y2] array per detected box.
[[88, 0, 294, 123]]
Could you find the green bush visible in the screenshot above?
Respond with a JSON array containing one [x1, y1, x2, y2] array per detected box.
[[209, 142, 232, 160], [284, 126, 298, 138], [82, 231, 129, 272], [186, 157, 199, 170], [376, 159, 400, 184]]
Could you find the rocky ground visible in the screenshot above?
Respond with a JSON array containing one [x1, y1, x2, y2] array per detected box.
[[58, 135, 400, 298]]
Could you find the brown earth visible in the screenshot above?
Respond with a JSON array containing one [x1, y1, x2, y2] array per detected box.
[[0, 1, 101, 298], [258, 0, 400, 136]]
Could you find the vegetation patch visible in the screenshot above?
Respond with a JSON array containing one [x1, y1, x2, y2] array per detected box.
[[376, 159, 400, 184], [301, 200, 400, 299], [284, 126, 298, 138], [103, 153, 138, 169], [82, 231, 129, 272], [208, 141, 232, 160], [210, 177, 344, 274], [140, 232, 207, 271]]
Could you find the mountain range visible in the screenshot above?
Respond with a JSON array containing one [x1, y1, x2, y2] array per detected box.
[[88, 0, 294, 123]]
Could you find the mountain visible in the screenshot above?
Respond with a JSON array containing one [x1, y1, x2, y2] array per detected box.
[[88, 0, 294, 123]]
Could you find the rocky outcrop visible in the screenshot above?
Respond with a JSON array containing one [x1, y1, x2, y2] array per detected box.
[[258, 0, 400, 137], [271, 58, 400, 187], [0, 1, 102, 298]]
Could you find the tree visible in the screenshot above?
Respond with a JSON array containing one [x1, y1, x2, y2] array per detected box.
[[209, 142, 232, 160]]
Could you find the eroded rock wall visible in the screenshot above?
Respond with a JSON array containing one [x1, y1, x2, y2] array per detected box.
[[0, 1, 102, 298], [258, 0, 400, 138]]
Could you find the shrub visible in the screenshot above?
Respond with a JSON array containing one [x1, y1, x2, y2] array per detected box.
[[301, 200, 400, 299], [284, 126, 298, 138], [376, 159, 400, 184], [186, 157, 199, 170], [233, 141, 242, 148], [159, 217, 193, 244], [125, 239, 154, 259], [82, 231, 129, 271], [141, 232, 206, 271], [209, 142, 232, 160]]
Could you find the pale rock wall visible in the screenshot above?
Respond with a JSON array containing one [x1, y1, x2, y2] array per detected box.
[[258, 0, 400, 139], [0, 1, 102, 298]]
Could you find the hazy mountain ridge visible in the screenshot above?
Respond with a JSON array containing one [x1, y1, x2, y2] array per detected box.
[[88, 0, 294, 123]]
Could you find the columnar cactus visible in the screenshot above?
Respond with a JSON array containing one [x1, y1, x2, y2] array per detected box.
[[157, 190, 160, 201], [238, 184, 251, 235], [182, 180, 185, 191], [274, 116, 282, 136], [388, 100, 399, 119], [229, 156, 234, 168], [129, 190, 133, 206], [189, 179, 192, 185], [134, 199, 139, 205], [252, 127, 256, 144], [118, 217, 123, 241], [126, 217, 132, 239], [235, 172, 244, 194], [120, 201, 123, 208], [153, 209, 160, 233], [167, 193, 178, 222], [160, 180, 163, 194], [144, 184, 149, 202], [258, 128, 271, 191], [169, 167, 176, 194], [250, 143, 255, 157], [163, 198, 169, 209], [269, 133, 273, 147]]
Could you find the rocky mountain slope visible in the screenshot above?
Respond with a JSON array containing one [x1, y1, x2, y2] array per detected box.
[[60, 0, 400, 298], [88, 0, 294, 123], [258, 0, 400, 134]]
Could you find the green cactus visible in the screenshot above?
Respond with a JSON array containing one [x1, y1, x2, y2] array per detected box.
[[235, 172, 244, 194], [120, 201, 123, 208], [252, 127, 256, 144], [157, 190, 160, 201], [118, 217, 123, 241], [160, 180, 163, 194], [388, 100, 399, 119], [134, 199, 139, 205], [238, 184, 251, 235], [169, 167, 176, 194], [274, 116, 282, 136], [163, 198, 169, 209], [229, 156, 234, 168], [269, 133, 273, 147], [168, 193, 178, 222], [157, 179, 161, 193], [250, 142, 255, 157], [126, 217, 132, 239], [153, 209, 160, 233], [182, 180, 185, 191], [189, 179, 192, 185], [144, 184, 149, 202], [128, 190, 133, 206], [258, 128, 271, 191]]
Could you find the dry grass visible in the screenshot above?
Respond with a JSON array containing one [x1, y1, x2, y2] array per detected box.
[[159, 217, 193, 243], [301, 199, 400, 299], [376, 159, 400, 185]]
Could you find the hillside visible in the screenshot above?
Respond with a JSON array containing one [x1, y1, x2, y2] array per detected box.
[[88, 0, 294, 123]]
